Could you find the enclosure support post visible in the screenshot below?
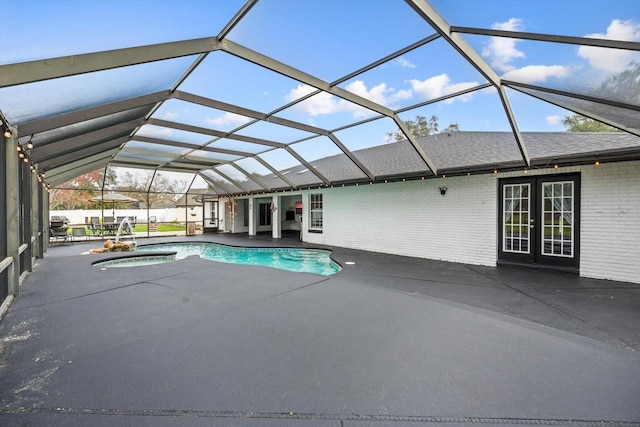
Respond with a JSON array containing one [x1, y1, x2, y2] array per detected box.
[[4, 126, 20, 296], [248, 197, 256, 236], [271, 195, 281, 239]]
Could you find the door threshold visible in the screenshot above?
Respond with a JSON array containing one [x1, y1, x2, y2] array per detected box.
[[497, 260, 579, 275]]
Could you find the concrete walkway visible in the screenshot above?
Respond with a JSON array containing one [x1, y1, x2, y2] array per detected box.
[[1, 234, 639, 426]]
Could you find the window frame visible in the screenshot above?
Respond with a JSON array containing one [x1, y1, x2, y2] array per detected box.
[[308, 193, 323, 233], [259, 202, 272, 226]]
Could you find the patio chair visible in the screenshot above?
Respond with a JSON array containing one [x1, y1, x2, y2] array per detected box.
[[71, 227, 89, 242], [149, 216, 159, 232], [90, 218, 103, 236]]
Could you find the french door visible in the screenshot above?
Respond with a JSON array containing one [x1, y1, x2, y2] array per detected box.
[[498, 174, 580, 271]]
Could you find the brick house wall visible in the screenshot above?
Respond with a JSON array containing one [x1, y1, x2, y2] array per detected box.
[[303, 174, 497, 267], [302, 160, 640, 284], [579, 161, 640, 284]]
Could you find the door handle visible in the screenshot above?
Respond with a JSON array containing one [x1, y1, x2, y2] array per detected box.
[[530, 219, 535, 229]]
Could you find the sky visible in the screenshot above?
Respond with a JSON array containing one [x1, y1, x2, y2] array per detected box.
[[1, 0, 639, 177]]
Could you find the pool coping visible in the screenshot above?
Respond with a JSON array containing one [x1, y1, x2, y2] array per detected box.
[[91, 251, 178, 267]]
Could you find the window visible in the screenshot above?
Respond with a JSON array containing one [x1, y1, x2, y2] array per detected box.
[[503, 183, 530, 254], [309, 194, 323, 231], [542, 181, 574, 257], [259, 203, 272, 226]]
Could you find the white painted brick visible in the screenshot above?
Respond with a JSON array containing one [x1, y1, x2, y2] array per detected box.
[[302, 161, 640, 284], [580, 161, 640, 284], [305, 175, 498, 267]]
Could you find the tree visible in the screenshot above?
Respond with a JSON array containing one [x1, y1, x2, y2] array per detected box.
[[386, 115, 459, 142], [561, 115, 620, 132], [118, 170, 188, 207], [443, 123, 460, 132], [50, 168, 117, 210]]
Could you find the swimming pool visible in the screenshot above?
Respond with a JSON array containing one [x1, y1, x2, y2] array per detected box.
[[130, 242, 341, 276]]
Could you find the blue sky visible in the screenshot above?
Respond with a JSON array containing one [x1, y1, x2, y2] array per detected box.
[[1, 0, 639, 171]]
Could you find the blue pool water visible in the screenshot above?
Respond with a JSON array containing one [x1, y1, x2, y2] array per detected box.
[[134, 242, 341, 276]]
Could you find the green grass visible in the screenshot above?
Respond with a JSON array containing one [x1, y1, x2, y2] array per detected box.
[[133, 223, 186, 232]]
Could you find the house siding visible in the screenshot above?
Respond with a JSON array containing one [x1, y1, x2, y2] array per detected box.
[[303, 160, 640, 284]]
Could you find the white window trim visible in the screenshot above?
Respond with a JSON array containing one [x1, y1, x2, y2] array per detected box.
[[309, 193, 323, 232]]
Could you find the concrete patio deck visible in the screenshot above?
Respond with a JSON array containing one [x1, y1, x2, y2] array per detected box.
[[1, 234, 639, 426]]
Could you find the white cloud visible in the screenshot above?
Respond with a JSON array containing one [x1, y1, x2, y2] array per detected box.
[[482, 18, 525, 72], [395, 57, 416, 68], [501, 65, 569, 84], [204, 112, 251, 129], [409, 74, 479, 102], [284, 84, 318, 102], [546, 115, 562, 125], [138, 125, 173, 137], [578, 19, 640, 72], [286, 86, 345, 116], [442, 81, 479, 103], [284, 81, 413, 118], [345, 80, 388, 105], [409, 74, 448, 99], [392, 88, 413, 103], [163, 112, 179, 120]]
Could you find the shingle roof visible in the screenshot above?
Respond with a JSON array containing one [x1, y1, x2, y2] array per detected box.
[[246, 132, 640, 193], [419, 131, 640, 172]]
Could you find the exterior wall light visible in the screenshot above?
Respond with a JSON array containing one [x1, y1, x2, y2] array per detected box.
[[439, 187, 447, 195]]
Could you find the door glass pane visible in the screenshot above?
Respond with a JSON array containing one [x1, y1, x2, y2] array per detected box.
[[503, 183, 530, 254], [563, 183, 572, 196], [542, 181, 574, 258]]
